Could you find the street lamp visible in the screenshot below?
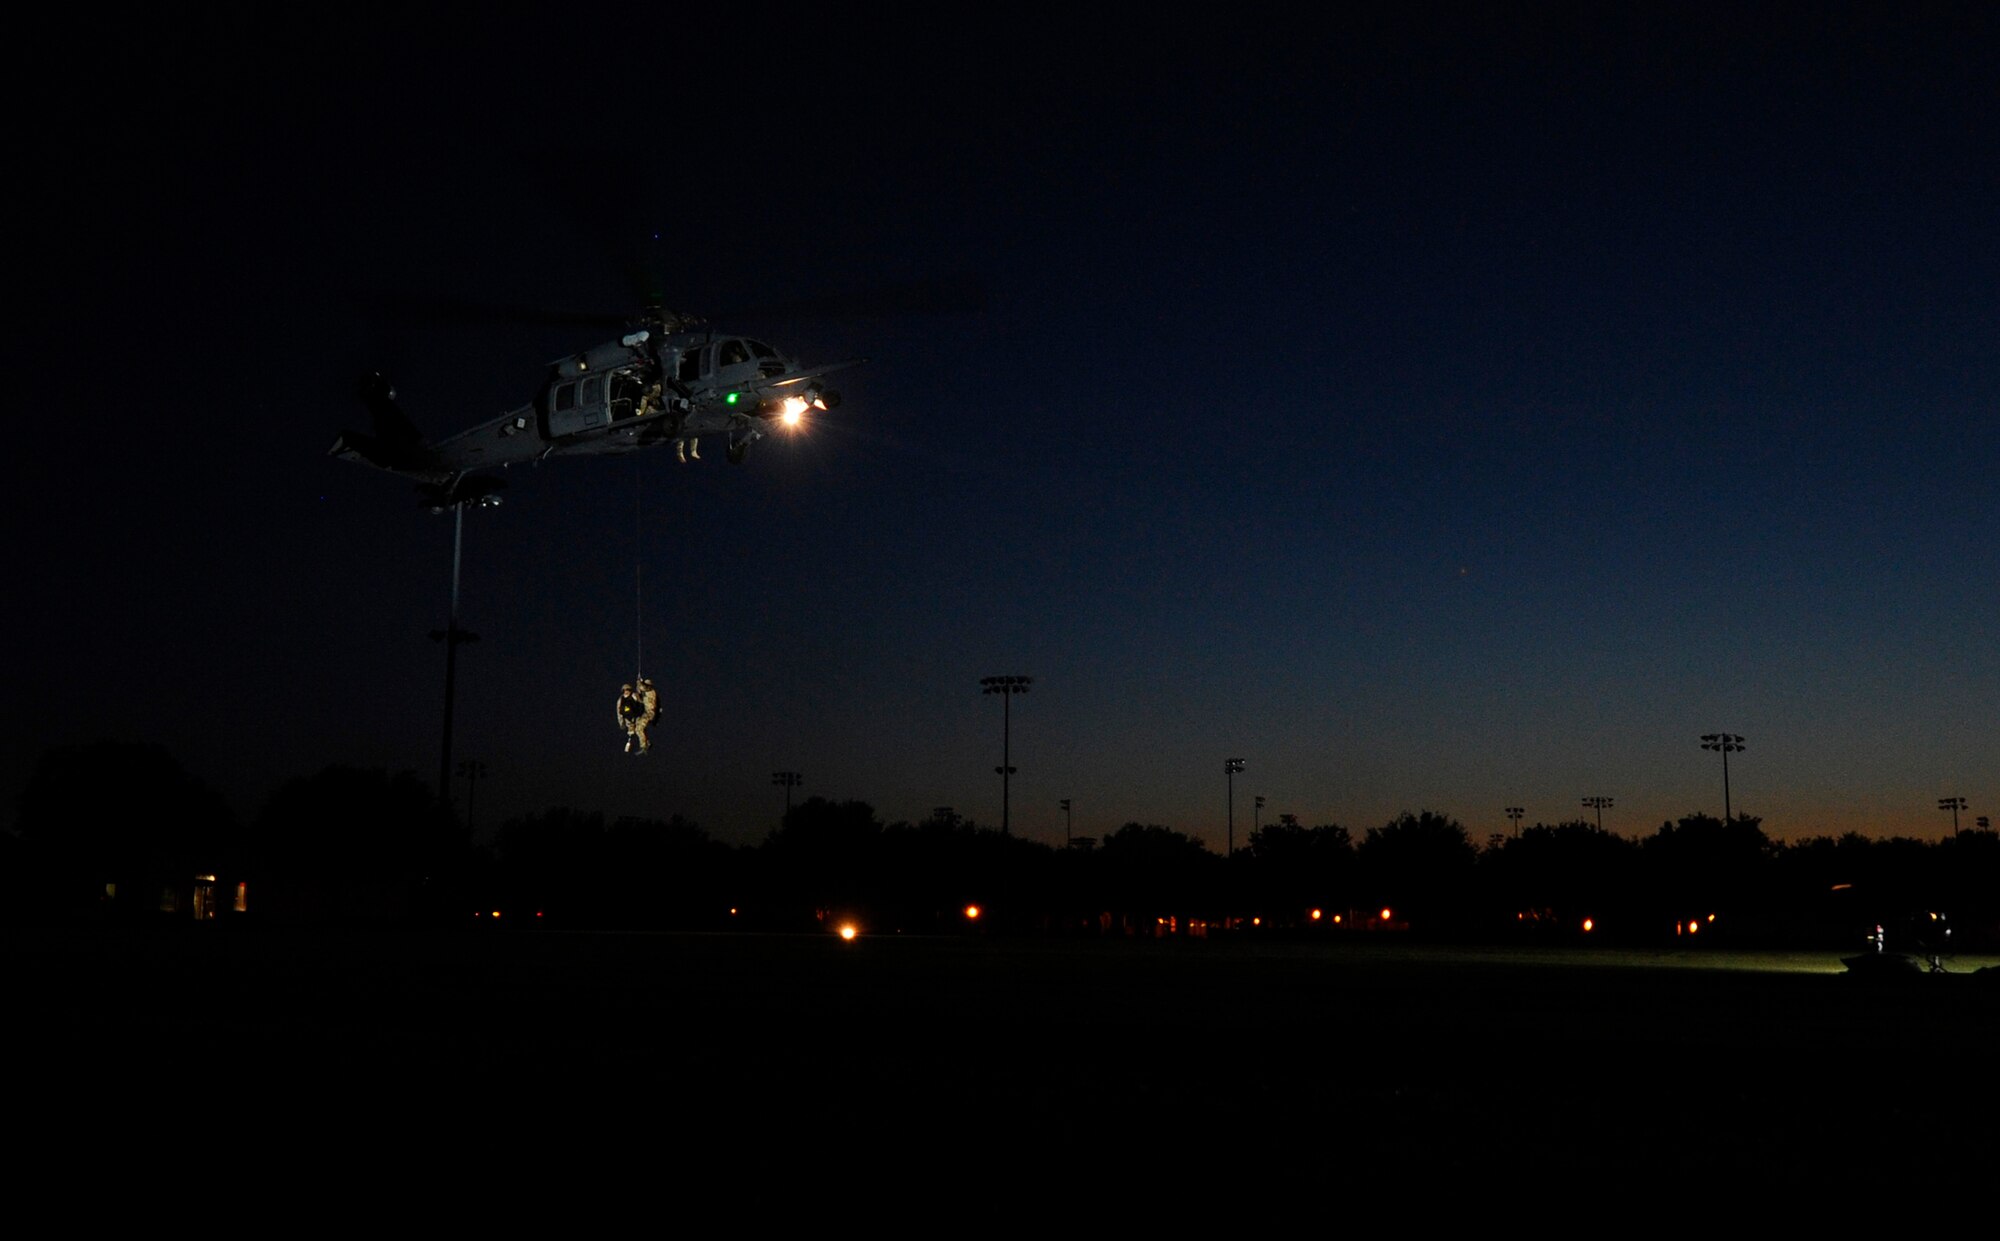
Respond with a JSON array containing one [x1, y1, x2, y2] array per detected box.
[[1225, 758, 1245, 857], [1939, 796, 1966, 840], [980, 676, 1032, 836], [1505, 806, 1524, 838], [773, 771, 803, 821], [1583, 796, 1613, 832], [1700, 734, 1746, 823]]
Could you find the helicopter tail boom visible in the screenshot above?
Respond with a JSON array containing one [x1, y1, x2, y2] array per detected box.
[[328, 373, 453, 484]]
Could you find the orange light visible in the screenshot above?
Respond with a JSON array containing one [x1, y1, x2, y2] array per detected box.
[[1687, 920, 1699, 934], [1332, 914, 1343, 924], [1310, 908, 1323, 921], [965, 905, 981, 920], [1380, 908, 1392, 921], [492, 910, 502, 918], [1581, 918, 1595, 933], [838, 923, 858, 941], [1251, 916, 1262, 927]]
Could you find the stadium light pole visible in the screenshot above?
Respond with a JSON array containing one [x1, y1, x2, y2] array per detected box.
[[1060, 798, 1072, 848], [981, 676, 1032, 836], [1226, 759, 1245, 857], [1505, 806, 1524, 838], [456, 759, 488, 836], [1583, 796, 1613, 833], [429, 483, 500, 808], [1939, 796, 1966, 841], [1700, 734, 1746, 823], [773, 771, 802, 822]]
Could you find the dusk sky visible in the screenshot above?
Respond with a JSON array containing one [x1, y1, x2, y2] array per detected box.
[[7, 5, 1993, 849]]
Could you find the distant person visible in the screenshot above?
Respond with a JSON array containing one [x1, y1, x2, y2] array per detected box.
[[1912, 911, 1950, 973]]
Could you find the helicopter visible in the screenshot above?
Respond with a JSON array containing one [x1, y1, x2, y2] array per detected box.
[[330, 304, 862, 507]]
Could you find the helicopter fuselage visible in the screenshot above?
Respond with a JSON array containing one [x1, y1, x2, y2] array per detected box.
[[331, 325, 858, 488]]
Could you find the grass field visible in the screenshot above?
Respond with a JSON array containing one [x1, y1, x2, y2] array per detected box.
[[8, 926, 1995, 1194]]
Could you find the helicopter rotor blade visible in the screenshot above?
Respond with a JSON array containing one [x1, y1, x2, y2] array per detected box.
[[362, 291, 638, 331], [352, 270, 988, 341], [719, 273, 989, 324]]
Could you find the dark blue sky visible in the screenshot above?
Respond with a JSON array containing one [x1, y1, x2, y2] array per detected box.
[[8, 5, 1993, 847]]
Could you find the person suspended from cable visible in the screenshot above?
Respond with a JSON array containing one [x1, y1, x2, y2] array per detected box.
[[618, 678, 658, 755], [620, 466, 660, 755]]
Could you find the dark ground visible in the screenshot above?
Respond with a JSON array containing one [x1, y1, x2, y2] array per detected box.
[[8, 926, 1996, 1203]]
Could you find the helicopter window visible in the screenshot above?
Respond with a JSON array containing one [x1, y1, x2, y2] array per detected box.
[[554, 382, 577, 413], [580, 376, 603, 406], [718, 339, 750, 367], [748, 339, 776, 359], [677, 349, 703, 383]]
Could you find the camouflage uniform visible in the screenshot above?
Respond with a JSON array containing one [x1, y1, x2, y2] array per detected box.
[[617, 684, 642, 753], [618, 679, 659, 755], [631, 679, 658, 754]]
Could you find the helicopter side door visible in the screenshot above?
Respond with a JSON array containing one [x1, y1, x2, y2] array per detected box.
[[675, 343, 708, 391], [546, 374, 611, 438]]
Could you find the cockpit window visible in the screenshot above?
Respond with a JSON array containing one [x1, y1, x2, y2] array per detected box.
[[718, 339, 749, 366], [554, 382, 577, 412], [580, 376, 602, 406], [748, 339, 776, 359]]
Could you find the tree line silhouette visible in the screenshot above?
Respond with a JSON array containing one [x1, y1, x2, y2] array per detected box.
[[7, 740, 1995, 951]]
